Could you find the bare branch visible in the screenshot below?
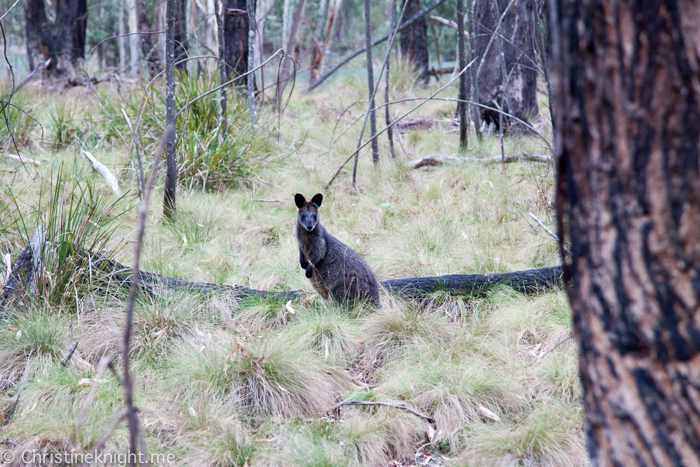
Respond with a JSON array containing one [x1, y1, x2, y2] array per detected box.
[[333, 400, 435, 424]]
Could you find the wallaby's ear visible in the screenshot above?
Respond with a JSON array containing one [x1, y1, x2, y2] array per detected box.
[[294, 193, 306, 209], [311, 193, 323, 209]]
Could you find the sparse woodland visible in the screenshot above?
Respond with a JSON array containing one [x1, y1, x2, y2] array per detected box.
[[0, 0, 699, 466]]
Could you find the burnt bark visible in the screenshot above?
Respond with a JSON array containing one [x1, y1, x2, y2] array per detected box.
[[469, 0, 538, 132], [552, 0, 700, 464], [0, 246, 563, 315], [173, 0, 188, 70], [224, 0, 252, 83], [400, 0, 429, 83], [164, 0, 177, 220], [24, 0, 85, 75], [363, 0, 379, 166]]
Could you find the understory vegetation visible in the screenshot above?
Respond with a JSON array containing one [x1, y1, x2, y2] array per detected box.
[[0, 62, 585, 466]]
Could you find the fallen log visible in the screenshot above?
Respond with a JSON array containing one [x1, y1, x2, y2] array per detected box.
[[406, 152, 552, 169], [0, 245, 563, 313]]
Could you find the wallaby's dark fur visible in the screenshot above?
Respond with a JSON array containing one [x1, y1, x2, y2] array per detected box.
[[295, 193, 380, 305]]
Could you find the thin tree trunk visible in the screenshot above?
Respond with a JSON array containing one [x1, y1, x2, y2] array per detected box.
[[128, 0, 139, 73], [384, 0, 396, 158], [456, 0, 467, 150], [119, 1, 127, 72], [552, 0, 700, 464], [364, 0, 379, 166], [164, 0, 178, 220], [466, 0, 480, 137], [246, 0, 257, 124], [276, 0, 306, 106], [215, 0, 228, 138]]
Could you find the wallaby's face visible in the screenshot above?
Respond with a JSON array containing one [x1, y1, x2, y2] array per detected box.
[[295, 193, 323, 232]]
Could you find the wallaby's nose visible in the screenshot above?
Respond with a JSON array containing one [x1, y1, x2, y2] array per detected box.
[[304, 224, 315, 232]]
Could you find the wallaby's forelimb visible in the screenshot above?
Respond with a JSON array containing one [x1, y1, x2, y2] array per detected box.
[[299, 248, 309, 269]]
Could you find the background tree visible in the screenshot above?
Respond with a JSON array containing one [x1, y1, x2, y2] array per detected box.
[[173, 0, 188, 70], [223, 0, 252, 83], [23, 0, 88, 76], [456, 0, 467, 149], [363, 0, 378, 166], [552, 0, 700, 464], [469, 0, 537, 132], [164, 0, 178, 220], [400, 0, 429, 83]]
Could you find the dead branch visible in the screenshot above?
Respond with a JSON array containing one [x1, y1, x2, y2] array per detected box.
[[13, 59, 50, 94], [306, 0, 447, 92], [407, 152, 552, 169], [333, 400, 435, 424], [1, 154, 40, 165], [60, 341, 79, 367], [82, 151, 121, 195], [429, 15, 468, 38]]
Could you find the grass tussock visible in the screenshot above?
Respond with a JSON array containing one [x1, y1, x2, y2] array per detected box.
[[0, 61, 583, 466]]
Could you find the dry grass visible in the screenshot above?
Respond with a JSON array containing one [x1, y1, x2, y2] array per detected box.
[[0, 65, 584, 466]]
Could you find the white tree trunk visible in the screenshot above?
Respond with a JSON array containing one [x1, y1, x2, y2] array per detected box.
[[119, 1, 126, 72], [128, 0, 139, 73]]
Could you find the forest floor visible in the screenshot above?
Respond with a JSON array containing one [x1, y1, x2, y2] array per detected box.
[[0, 61, 587, 466]]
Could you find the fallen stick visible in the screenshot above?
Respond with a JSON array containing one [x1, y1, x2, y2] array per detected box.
[[332, 400, 435, 424], [406, 153, 552, 169], [82, 151, 121, 196], [1, 153, 41, 165]]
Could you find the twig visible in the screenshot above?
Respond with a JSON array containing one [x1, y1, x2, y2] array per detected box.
[[307, 0, 446, 92], [0, 0, 21, 22], [60, 341, 79, 367], [534, 333, 573, 363], [0, 358, 30, 428], [325, 59, 475, 189], [1, 154, 40, 165], [72, 356, 112, 441], [528, 212, 572, 255], [121, 126, 168, 464], [120, 109, 145, 197], [407, 153, 552, 169], [175, 49, 285, 120], [79, 411, 128, 467], [333, 400, 435, 425]]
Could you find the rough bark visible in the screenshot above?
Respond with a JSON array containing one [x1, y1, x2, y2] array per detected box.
[[24, 0, 47, 70], [400, 0, 429, 84], [164, 0, 178, 220], [552, 0, 700, 464], [224, 0, 251, 82], [469, 0, 537, 133], [363, 0, 379, 166], [173, 0, 189, 69], [0, 246, 563, 315], [456, 0, 468, 150]]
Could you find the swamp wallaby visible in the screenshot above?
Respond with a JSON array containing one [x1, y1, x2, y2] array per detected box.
[[295, 193, 380, 305]]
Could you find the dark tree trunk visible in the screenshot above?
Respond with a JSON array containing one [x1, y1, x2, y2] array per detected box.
[[384, 0, 396, 158], [223, 0, 251, 83], [400, 0, 429, 83], [364, 0, 379, 166], [25, 0, 55, 70], [469, 0, 537, 132], [173, 0, 188, 70], [552, 0, 700, 464], [138, 0, 161, 73], [164, 0, 177, 220], [71, 0, 87, 66], [24, 0, 41, 70], [456, 0, 468, 149], [53, 0, 78, 74]]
